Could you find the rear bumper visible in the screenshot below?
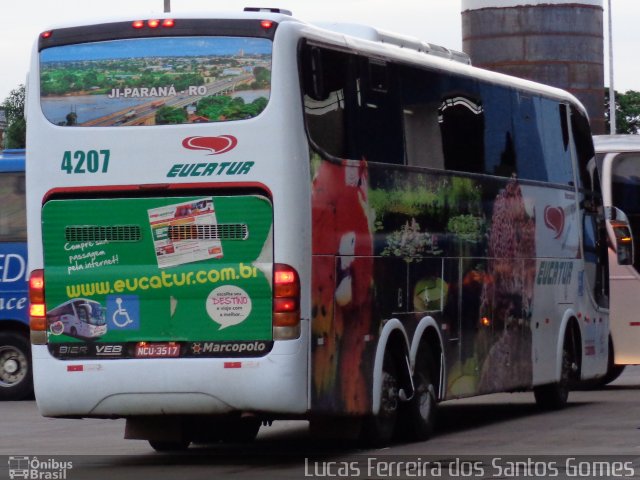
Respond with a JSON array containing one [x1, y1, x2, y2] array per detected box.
[[33, 336, 308, 417]]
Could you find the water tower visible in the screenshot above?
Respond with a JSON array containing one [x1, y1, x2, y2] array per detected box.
[[461, 0, 605, 133]]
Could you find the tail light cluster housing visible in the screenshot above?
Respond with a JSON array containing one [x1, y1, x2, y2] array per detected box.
[[273, 263, 300, 340]]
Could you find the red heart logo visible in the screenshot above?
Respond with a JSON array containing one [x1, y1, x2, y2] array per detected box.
[[544, 206, 565, 239], [182, 135, 238, 155]]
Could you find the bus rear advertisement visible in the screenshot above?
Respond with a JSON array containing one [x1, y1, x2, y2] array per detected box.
[[25, 10, 629, 450]]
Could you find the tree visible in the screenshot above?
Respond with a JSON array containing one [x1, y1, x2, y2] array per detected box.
[[605, 89, 640, 134], [2, 84, 26, 149], [155, 106, 187, 125]]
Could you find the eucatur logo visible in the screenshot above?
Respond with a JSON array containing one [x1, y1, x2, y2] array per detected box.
[[182, 135, 238, 155], [544, 206, 565, 239]]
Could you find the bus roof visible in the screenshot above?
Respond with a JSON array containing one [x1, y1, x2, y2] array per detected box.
[[0, 149, 25, 173], [593, 135, 640, 153], [36, 9, 587, 115]]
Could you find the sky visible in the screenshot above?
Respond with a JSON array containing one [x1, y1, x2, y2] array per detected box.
[[1, 0, 639, 101]]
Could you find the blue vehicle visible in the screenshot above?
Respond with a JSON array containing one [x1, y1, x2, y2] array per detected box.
[[0, 149, 31, 400]]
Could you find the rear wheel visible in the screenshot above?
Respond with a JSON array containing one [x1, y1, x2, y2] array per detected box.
[[0, 332, 33, 401], [361, 351, 400, 446], [399, 349, 437, 441], [534, 343, 573, 410]]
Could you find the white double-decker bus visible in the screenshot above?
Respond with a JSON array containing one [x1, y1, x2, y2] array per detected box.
[[26, 9, 625, 450]]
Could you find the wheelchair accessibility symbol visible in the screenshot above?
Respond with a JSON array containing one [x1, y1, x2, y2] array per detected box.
[[106, 295, 140, 330]]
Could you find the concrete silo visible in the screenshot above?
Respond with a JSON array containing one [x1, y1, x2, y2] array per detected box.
[[461, 0, 605, 133]]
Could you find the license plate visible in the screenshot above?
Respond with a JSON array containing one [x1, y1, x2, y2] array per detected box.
[[135, 342, 180, 358]]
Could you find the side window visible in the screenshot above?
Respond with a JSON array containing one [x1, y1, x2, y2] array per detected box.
[[399, 65, 444, 169], [571, 106, 608, 307], [438, 77, 485, 174], [353, 58, 404, 164], [611, 154, 640, 273], [481, 83, 516, 177], [571, 106, 597, 192], [511, 92, 547, 181], [301, 45, 349, 159], [540, 102, 573, 185], [300, 43, 404, 164], [0, 173, 26, 242]]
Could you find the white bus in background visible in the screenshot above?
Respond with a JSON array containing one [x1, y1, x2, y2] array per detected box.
[[46, 298, 107, 340], [26, 8, 628, 451], [594, 135, 640, 384]]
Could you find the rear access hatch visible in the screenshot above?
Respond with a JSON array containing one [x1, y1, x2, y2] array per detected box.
[[42, 194, 273, 359]]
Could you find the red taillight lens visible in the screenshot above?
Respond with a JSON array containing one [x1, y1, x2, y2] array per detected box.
[[273, 264, 300, 327], [260, 20, 274, 29], [148, 19, 160, 28], [132, 20, 145, 29], [274, 298, 298, 312], [162, 19, 175, 28], [29, 269, 46, 331], [41, 31, 53, 39]]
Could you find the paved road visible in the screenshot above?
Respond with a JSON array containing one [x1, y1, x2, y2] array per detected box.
[[1, 368, 639, 479]]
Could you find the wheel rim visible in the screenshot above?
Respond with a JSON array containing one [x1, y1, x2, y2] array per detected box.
[[0, 345, 28, 388], [417, 380, 435, 421]]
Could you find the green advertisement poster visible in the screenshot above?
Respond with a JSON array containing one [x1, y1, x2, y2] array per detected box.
[[42, 195, 273, 359]]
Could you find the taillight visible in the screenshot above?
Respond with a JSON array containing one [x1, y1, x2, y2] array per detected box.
[[273, 264, 300, 334], [29, 269, 46, 332], [132, 19, 175, 29]]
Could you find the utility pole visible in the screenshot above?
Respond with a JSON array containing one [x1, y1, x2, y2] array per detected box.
[[164, 0, 170, 13], [608, 0, 616, 134]]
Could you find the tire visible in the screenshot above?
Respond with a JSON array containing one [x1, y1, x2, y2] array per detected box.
[[534, 345, 571, 410], [399, 349, 437, 441], [601, 364, 625, 386], [598, 337, 625, 386], [361, 351, 400, 446], [148, 440, 190, 452], [0, 332, 33, 401]]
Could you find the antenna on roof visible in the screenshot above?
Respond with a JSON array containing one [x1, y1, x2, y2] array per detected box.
[[164, 0, 170, 13]]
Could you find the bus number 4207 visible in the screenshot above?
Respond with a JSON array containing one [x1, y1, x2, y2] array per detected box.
[[61, 150, 110, 174]]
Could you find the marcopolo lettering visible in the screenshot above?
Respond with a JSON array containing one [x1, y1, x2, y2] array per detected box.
[[203, 341, 267, 353], [190, 341, 270, 357], [166, 161, 254, 178]]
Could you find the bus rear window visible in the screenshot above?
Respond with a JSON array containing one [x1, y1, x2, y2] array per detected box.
[[39, 36, 272, 127]]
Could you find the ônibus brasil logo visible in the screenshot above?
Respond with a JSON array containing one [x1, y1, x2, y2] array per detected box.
[[182, 135, 238, 155]]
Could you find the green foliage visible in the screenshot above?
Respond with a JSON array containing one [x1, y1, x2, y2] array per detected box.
[[447, 214, 485, 242], [369, 176, 482, 224], [605, 89, 640, 134], [196, 95, 267, 121], [381, 218, 441, 262], [4, 117, 26, 149], [40, 62, 205, 96], [2, 84, 25, 124], [253, 66, 271, 89], [155, 106, 187, 125], [2, 85, 26, 148]]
